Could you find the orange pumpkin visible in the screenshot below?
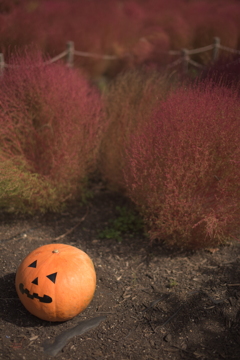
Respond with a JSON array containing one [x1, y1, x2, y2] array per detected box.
[[15, 244, 96, 322]]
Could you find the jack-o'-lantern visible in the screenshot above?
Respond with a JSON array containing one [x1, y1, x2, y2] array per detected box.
[[15, 244, 96, 322]]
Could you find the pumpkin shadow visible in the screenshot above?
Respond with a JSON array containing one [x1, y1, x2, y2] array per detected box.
[[0, 272, 63, 327]]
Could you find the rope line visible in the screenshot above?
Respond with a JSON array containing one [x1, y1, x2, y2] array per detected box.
[[187, 44, 214, 55], [74, 49, 119, 60], [188, 58, 204, 68], [168, 50, 181, 56], [166, 57, 183, 68], [46, 50, 68, 64], [3, 50, 68, 68], [219, 45, 240, 54], [0, 38, 239, 73]]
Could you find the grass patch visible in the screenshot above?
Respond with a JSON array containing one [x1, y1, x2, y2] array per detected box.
[[99, 205, 144, 243]]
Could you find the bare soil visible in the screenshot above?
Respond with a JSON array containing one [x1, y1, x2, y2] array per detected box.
[[1, 185, 240, 360]]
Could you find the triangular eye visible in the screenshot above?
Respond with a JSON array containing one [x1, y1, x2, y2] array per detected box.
[[47, 272, 57, 284], [28, 260, 37, 268], [32, 277, 38, 285]]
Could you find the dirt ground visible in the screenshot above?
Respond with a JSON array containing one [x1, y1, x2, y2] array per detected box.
[[1, 185, 240, 360]]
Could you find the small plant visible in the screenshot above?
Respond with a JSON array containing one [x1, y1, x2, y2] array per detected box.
[[168, 278, 178, 288], [99, 206, 144, 243]]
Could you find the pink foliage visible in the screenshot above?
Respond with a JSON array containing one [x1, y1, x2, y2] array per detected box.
[[0, 0, 143, 77], [1, 0, 240, 78], [0, 0, 23, 14], [184, 1, 240, 52], [0, 50, 103, 208], [124, 83, 240, 248], [198, 55, 240, 92]]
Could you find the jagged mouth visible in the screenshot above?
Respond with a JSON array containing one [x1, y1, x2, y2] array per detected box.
[[19, 283, 52, 303]]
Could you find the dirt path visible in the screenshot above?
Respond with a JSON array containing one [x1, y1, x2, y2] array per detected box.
[[1, 189, 240, 360]]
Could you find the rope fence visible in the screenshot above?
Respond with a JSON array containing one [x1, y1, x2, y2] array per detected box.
[[1, 37, 240, 76]]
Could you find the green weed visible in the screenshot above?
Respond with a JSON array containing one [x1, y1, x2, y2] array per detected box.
[[99, 205, 144, 243], [168, 278, 178, 288]]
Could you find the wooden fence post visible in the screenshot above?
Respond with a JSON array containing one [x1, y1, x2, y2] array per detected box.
[[66, 41, 74, 67], [181, 49, 189, 74], [0, 53, 4, 76], [212, 37, 220, 62]]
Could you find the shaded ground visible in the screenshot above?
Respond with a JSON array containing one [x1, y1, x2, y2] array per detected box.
[[1, 185, 240, 360]]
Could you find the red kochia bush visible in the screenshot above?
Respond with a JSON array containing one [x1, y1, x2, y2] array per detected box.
[[124, 84, 240, 249], [0, 50, 103, 212]]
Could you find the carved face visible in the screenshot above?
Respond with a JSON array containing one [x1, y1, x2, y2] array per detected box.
[[15, 244, 96, 322], [18, 259, 57, 304]]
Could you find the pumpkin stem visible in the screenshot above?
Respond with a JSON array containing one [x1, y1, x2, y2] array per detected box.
[[52, 249, 59, 253]]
